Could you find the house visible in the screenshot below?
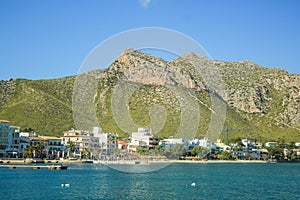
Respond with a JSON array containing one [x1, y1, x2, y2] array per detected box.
[[40, 136, 64, 159], [118, 141, 128, 150], [129, 128, 159, 150], [60, 127, 117, 159], [191, 137, 216, 153], [265, 142, 277, 148], [0, 120, 20, 158], [241, 138, 251, 148], [92, 127, 118, 155], [159, 137, 190, 150], [128, 145, 139, 152], [215, 139, 231, 152], [61, 129, 89, 158], [18, 136, 31, 157]]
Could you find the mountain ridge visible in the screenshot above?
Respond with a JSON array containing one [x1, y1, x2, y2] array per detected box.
[[0, 49, 299, 142]]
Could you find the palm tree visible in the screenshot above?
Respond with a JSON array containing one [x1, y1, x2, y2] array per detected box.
[[172, 144, 186, 159], [34, 142, 46, 158], [83, 147, 91, 160], [108, 136, 115, 155], [65, 141, 77, 158], [24, 144, 35, 158], [99, 142, 106, 160]]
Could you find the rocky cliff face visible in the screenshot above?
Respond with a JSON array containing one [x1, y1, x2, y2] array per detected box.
[[214, 60, 300, 128], [103, 49, 300, 128], [93, 49, 300, 140], [0, 79, 16, 106]]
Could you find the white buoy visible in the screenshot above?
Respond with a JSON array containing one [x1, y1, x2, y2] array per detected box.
[[61, 184, 64, 187], [65, 184, 70, 187], [191, 183, 196, 187]]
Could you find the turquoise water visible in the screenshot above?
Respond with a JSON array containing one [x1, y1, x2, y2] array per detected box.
[[0, 163, 299, 199]]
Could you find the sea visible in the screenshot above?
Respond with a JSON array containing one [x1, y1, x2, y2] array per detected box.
[[0, 163, 299, 199]]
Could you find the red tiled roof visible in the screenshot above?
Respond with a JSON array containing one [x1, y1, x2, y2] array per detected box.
[[118, 141, 128, 146]]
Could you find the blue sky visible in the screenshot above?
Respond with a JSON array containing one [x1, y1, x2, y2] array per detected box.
[[0, 0, 299, 80]]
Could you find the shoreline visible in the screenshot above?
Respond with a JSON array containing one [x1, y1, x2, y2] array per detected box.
[[0, 159, 92, 165], [1, 159, 298, 165]]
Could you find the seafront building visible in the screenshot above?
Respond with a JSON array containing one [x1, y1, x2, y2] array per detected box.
[[61, 129, 96, 158], [0, 120, 300, 161], [265, 142, 277, 147], [92, 126, 118, 155], [128, 128, 160, 151], [0, 120, 20, 157], [40, 136, 64, 159], [60, 127, 118, 159], [215, 139, 231, 152], [160, 137, 190, 150]]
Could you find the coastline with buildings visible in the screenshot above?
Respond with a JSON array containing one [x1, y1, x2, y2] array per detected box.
[[1, 119, 300, 165]]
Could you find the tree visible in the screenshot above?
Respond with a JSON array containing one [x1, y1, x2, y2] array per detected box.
[[33, 142, 46, 159], [108, 136, 115, 154], [221, 151, 231, 160], [288, 142, 296, 150], [267, 147, 284, 160], [189, 146, 208, 158], [24, 144, 35, 158], [290, 151, 298, 161], [163, 147, 173, 158], [22, 127, 34, 133], [82, 147, 91, 160], [153, 145, 163, 156], [99, 142, 106, 160], [65, 141, 77, 158], [172, 144, 186, 159], [137, 148, 149, 156]]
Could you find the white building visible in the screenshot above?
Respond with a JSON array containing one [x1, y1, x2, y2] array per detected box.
[[40, 136, 64, 159], [159, 137, 189, 150], [198, 137, 215, 150], [92, 127, 118, 155], [19, 132, 37, 137], [18, 136, 30, 157], [242, 138, 251, 148], [215, 139, 231, 152], [61, 127, 118, 159], [0, 120, 20, 158], [265, 142, 277, 148], [129, 128, 159, 151], [61, 129, 90, 158]]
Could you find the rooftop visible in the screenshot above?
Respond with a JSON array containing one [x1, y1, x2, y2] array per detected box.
[[27, 137, 47, 141], [0, 119, 10, 123], [39, 136, 61, 140]]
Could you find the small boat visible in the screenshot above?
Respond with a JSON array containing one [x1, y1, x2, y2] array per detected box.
[[54, 164, 68, 170], [59, 165, 68, 170]]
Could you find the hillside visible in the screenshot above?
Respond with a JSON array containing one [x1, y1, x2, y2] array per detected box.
[[0, 77, 75, 136], [0, 49, 299, 142]]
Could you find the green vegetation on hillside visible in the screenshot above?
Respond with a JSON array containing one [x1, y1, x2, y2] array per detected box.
[[0, 50, 299, 142], [0, 77, 74, 135]]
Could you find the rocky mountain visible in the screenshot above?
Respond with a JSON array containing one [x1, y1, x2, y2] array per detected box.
[[0, 49, 299, 142]]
